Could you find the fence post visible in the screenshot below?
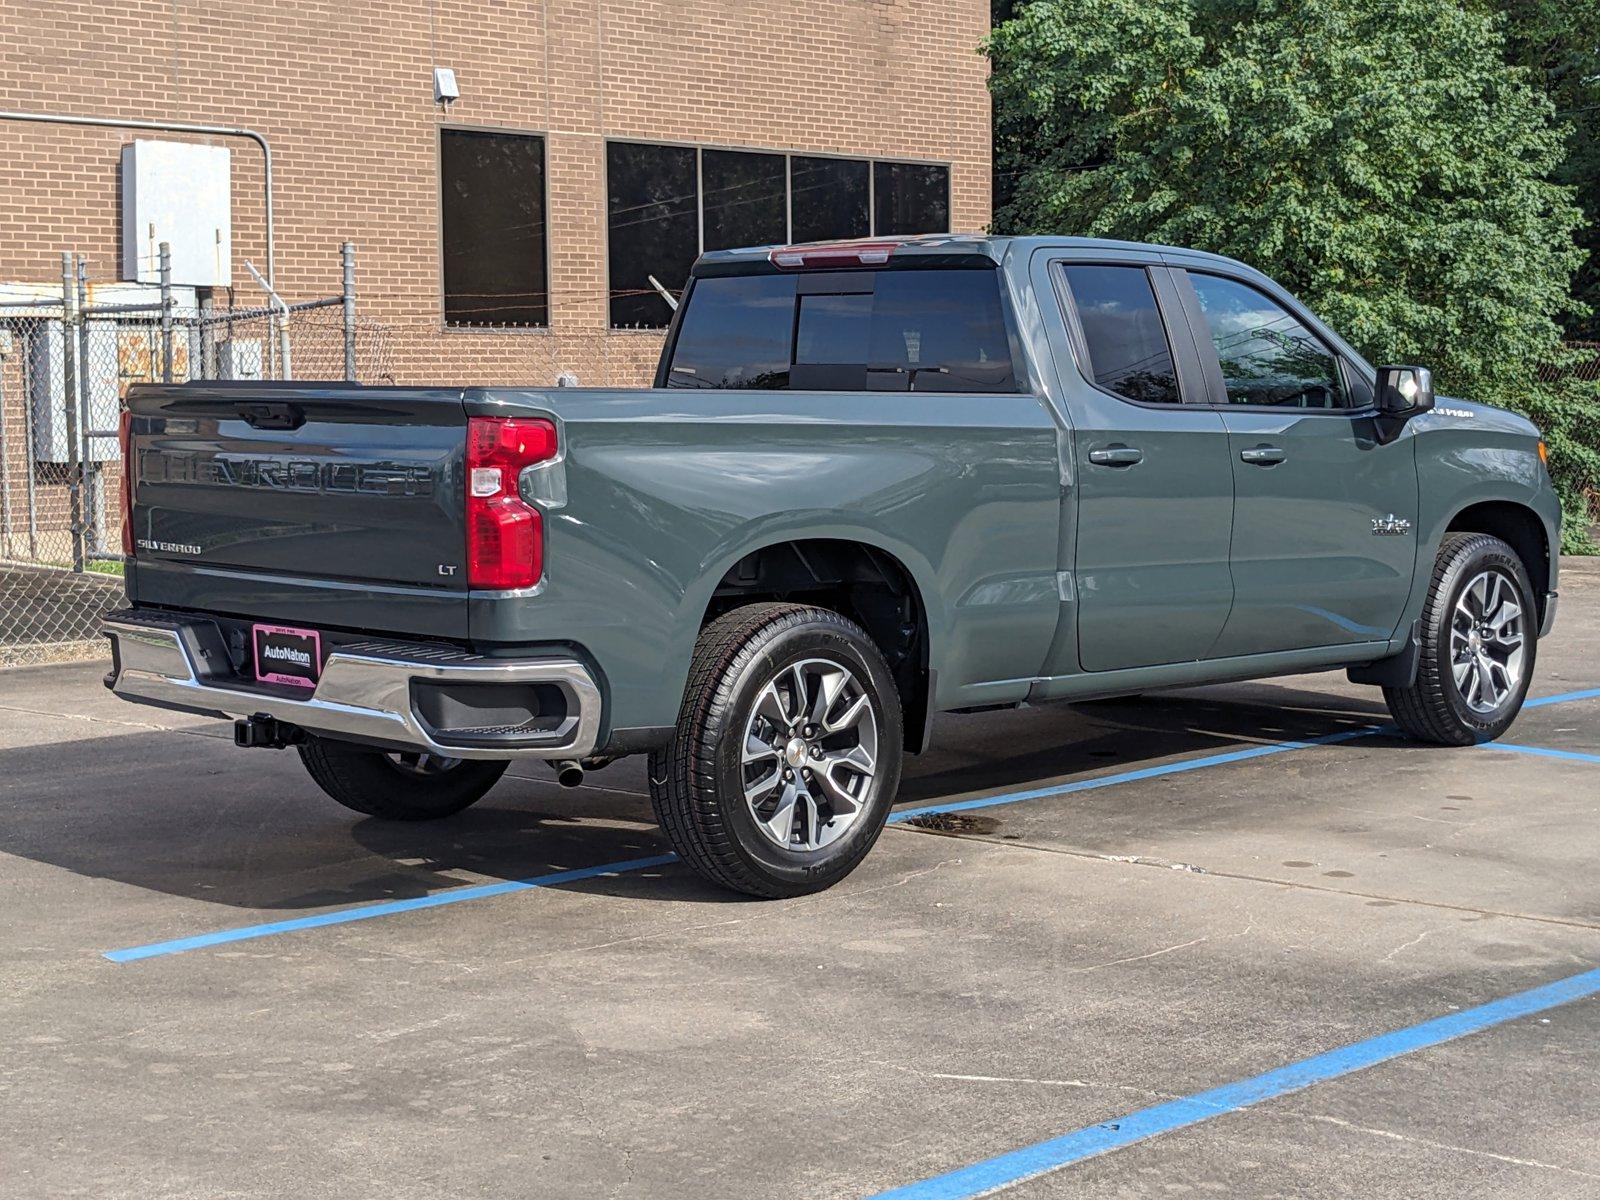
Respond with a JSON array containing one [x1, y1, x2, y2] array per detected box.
[[0, 330, 11, 559], [198, 292, 215, 381], [342, 241, 356, 381], [75, 255, 106, 561], [278, 305, 292, 382], [159, 241, 174, 384], [60, 252, 85, 573]]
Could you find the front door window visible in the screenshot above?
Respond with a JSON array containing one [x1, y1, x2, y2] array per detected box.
[[1188, 273, 1348, 409]]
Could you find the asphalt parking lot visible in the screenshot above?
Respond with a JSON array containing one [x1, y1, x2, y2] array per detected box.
[[3, 560, 1598, 1199]]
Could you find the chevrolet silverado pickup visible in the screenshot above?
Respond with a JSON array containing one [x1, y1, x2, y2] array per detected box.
[[103, 235, 1561, 896]]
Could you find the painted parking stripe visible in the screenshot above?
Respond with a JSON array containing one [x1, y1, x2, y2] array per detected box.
[[1523, 686, 1600, 708], [887, 727, 1383, 824], [104, 733, 1380, 963], [867, 966, 1600, 1200], [103, 689, 1599, 963], [1482, 742, 1600, 765], [104, 854, 679, 963]]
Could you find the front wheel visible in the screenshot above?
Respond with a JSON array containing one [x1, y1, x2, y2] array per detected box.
[[298, 737, 509, 820], [650, 603, 904, 898], [1384, 532, 1537, 745]]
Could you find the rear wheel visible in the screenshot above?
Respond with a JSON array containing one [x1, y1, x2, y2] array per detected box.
[[650, 603, 903, 898], [1384, 532, 1536, 745], [298, 737, 509, 820]]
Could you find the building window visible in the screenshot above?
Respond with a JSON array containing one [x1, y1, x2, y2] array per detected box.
[[606, 142, 951, 329], [702, 149, 787, 253], [606, 142, 699, 330], [873, 161, 951, 237], [790, 155, 869, 243], [440, 129, 548, 327]]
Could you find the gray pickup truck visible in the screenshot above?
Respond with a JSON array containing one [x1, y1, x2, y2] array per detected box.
[[104, 235, 1560, 896]]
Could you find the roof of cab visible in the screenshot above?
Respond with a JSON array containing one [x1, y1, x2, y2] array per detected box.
[[691, 233, 1252, 275]]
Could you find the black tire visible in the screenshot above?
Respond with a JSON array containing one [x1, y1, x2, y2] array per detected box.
[[298, 737, 509, 820], [649, 603, 904, 898], [1384, 532, 1538, 745]]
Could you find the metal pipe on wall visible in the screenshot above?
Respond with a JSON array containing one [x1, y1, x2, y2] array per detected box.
[[0, 110, 277, 293]]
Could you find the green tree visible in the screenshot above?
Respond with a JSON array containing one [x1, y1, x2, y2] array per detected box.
[[989, 0, 1600, 549], [1490, 0, 1600, 340]]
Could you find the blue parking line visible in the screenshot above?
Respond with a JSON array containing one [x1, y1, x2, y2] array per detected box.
[[868, 966, 1600, 1200], [103, 688, 1599, 963], [887, 727, 1383, 824], [1523, 686, 1600, 708], [1483, 742, 1600, 765], [103, 854, 679, 963]]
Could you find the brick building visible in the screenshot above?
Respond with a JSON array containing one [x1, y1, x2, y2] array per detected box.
[[0, 0, 993, 388]]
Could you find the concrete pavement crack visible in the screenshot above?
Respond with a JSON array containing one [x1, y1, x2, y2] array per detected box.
[[889, 825, 1600, 935]]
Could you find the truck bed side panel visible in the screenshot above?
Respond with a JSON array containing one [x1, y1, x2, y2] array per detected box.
[[464, 387, 1064, 733]]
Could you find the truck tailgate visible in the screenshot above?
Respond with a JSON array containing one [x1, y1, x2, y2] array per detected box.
[[125, 384, 470, 638]]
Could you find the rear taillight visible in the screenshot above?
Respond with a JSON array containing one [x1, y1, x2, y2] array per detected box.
[[118, 408, 135, 558], [465, 416, 558, 589]]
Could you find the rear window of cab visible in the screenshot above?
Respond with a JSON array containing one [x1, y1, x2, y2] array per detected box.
[[662, 268, 1023, 393]]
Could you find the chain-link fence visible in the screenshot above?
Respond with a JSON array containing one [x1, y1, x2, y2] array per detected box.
[[1537, 342, 1600, 386], [1, 243, 390, 666]]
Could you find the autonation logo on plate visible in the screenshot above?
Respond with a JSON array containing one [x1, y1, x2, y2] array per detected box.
[[253, 624, 322, 689]]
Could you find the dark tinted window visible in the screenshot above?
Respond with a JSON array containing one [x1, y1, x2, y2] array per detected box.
[[791, 292, 873, 389], [873, 162, 950, 235], [665, 274, 796, 388], [1061, 265, 1181, 404], [440, 130, 547, 327], [869, 270, 1017, 391], [702, 149, 787, 251], [1188, 273, 1347, 408], [796, 294, 872, 364], [607, 142, 698, 328], [607, 144, 952, 329], [664, 268, 1019, 393], [790, 156, 869, 243]]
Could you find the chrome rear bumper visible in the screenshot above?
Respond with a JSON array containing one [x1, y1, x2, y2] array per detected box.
[[102, 612, 601, 761]]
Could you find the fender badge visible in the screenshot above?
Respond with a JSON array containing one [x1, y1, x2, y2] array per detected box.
[[1372, 514, 1412, 536]]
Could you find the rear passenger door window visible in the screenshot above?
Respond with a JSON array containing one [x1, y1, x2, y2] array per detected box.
[[1186, 273, 1348, 409], [1058, 265, 1182, 405]]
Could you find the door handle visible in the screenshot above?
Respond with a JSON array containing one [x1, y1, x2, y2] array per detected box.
[[1239, 445, 1286, 466], [1088, 446, 1143, 467], [239, 402, 305, 431]]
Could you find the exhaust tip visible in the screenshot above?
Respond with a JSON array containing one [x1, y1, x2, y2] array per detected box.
[[554, 759, 584, 788]]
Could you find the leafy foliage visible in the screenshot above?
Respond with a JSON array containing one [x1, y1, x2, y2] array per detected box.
[[1489, 0, 1600, 340], [988, 0, 1600, 549]]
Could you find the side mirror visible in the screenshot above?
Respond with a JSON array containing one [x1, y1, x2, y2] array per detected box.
[[1375, 364, 1434, 417]]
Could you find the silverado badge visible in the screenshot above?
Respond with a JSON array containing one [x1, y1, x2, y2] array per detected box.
[[1371, 514, 1412, 536]]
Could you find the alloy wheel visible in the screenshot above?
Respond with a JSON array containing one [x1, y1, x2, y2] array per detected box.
[[740, 658, 879, 851], [1449, 568, 1526, 714], [385, 751, 464, 776]]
